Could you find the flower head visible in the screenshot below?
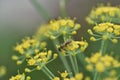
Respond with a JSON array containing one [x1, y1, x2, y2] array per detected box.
[[88, 23, 120, 43], [25, 50, 58, 72], [86, 5, 120, 24], [13, 37, 47, 65], [53, 71, 90, 80], [85, 52, 120, 73], [35, 18, 81, 40], [57, 40, 88, 56], [9, 73, 30, 80]]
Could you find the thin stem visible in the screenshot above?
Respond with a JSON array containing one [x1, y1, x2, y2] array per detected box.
[[30, 0, 50, 21], [69, 55, 76, 74], [52, 41, 73, 77], [60, 0, 68, 18], [100, 40, 108, 55], [73, 55, 79, 74], [78, 52, 86, 67], [43, 66, 55, 78], [41, 67, 53, 80], [93, 71, 98, 80]]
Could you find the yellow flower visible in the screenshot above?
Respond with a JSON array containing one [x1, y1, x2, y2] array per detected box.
[[35, 18, 81, 39], [53, 77, 60, 80], [0, 66, 6, 77], [95, 62, 105, 72], [28, 58, 36, 66], [58, 40, 88, 56], [75, 73, 83, 80], [86, 64, 93, 71], [60, 71, 68, 78], [9, 73, 25, 80], [88, 23, 120, 43], [86, 5, 120, 24]]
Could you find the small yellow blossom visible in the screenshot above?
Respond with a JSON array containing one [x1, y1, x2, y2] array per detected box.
[[17, 61, 22, 65], [53, 77, 60, 80], [24, 68, 31, 73], [75, 73, 83, 80], [0, 66, 6, 77], [60, 71, 68, 78], [9, 73, 25, 80], [95, 62, 105, 72], [86, 64, 93, 71], [28, 58, 36, 66]]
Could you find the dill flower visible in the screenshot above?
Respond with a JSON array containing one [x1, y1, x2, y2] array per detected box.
[[0, 66, 6, 77], [25, 50, 58, 72], [88, 23, 120, 43], [57, 40, 88, 56], [53, 77, 60, 80], [85, 52, 120, 73], [53, 71, 89, 80], [86, 5, 120, 24], [13, 37, 47, 65], [9, 73, 31, 80], [35, 18, 81, 40]]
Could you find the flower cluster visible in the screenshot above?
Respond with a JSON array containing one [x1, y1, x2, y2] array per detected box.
[[85, 52, 120, 73], [12, 37, 47, 65], [86, 5, 120, 24], [57, 40, 88, 56], [88, 23, 120, 43], [36, 18, 81, 40], [53, 71, 90, 80], [9, 73, 31, 80], [25, 50, 58, 72]]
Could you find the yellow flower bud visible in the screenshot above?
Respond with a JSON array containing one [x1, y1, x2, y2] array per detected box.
[[17, 61, 22, 65], [25, 68, 31, 73], [90, 37, 96, 41], [95, 62, 105, 72], [12, 55, 18, 60], [112, 39, 118, 44]]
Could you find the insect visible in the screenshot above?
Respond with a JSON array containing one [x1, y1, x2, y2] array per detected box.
[[58, 40, 72, 51]]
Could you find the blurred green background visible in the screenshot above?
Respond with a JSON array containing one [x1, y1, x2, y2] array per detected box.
[[0, 0, 120, 80]]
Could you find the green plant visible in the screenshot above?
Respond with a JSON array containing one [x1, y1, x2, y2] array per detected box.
[[9, 2, 120, 80]]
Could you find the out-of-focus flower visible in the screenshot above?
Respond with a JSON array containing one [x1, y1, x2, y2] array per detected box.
[[35, 18, 81, 40], [0, 66, 6, 77], [85, 52, 120, 73], [86, 5, 120, 24], [9, 73, 31, 80], [53, 71, 90, 80], [88, 23, 120, 44]]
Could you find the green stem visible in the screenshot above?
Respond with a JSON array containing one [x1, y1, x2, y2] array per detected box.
[[43, 66, 55, 78], [52, 41, 73, 77], [60, 0, 68, 18], [69, 55, 76, 74], [73, 55, 79, 74], [78, 52, 86, 67], [30, 0, 50, 21], [93, 71, 98, 80], [100, 40, 108, 55], [41, 67, 53, 80]]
